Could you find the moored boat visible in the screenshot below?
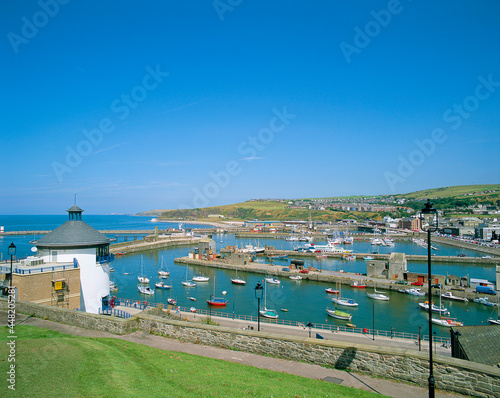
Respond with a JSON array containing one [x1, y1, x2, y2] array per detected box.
[[418, 301, 449, 314], [441, 291, 468, 303], [325, 288, 339, 294], [167, 298, 177, 306], [192, 274, 210, 282], [289, 275, 302, 280], [326, 308, 352, 321], [207, 297, 228, 306], [332, 297, 359, 307], [265, 277, 281, 285], [155, 281, 172, 289], [431, 317, 464, 327], [231, 276, 247, 285], [137, 285, 154, 295], [350, 281, 366, 288]]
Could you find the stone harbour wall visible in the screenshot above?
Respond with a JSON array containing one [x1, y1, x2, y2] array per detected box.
[[4, 298, 500, 398], [139, 313, 500, 398]]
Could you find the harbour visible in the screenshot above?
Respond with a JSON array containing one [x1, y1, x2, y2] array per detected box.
[[2, 215, 499, 341]]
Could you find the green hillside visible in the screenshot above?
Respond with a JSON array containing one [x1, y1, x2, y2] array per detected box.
[[138, 184, 500, 221]]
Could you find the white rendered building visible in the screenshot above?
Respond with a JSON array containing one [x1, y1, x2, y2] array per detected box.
[[33, 205, 114, 314]]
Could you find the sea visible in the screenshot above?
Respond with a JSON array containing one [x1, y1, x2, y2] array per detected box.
[[1, 215, 498, 339]]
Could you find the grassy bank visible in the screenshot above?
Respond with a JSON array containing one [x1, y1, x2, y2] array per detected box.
[[1, 325, 383, 397]]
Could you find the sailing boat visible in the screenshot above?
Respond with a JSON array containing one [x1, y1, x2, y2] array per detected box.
[[158, 256, 170, 278], [431, 286, 464, 327], [488, 297, 500, 325], [137, 256, 150, 284], [182, 268, 196, 287], [259, 279, 279, 319], [367, 284, 390, 301], [231, 268, 246, 285], [327, 280, 352, 320], [207, 275, 228, 306], [332, 280, 358, 307]]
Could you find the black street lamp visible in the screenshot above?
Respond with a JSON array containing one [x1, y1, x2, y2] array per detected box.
[[419, 199, 439, 398], [254, 282, 263, 331], [8, 242, 16, 289]]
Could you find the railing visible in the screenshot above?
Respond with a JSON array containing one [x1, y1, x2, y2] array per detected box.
[[99, 307, 132, 318], [0, 263, 79, 275], [97, 254, 114, 264], [114, 297, 447, 344]]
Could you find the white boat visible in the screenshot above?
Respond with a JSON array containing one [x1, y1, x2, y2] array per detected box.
[[158, 256, 170, 278], [285, 236, 299, 242], [192, 275, 210, 282], [137, 256, 149, 284], [109, 281, 118, 292], [441, 291, 468, 303], [331, 280, 358, 306], [265, 277, 281, 285], [289, 275, 302, 280], [259, 280, 279, 319], [488, 299, 500, 324], [231, 276, 246, 285], [367, 290, 389, 301], [138, 285, 154, 295], [155, 281, 172, 289], [363, 256, 374, 260], [418, 301, 449, 314], [473, 297, 497, 306], [182, 268, 196, 287], [332, 297, 359, 307], [431, 317, 464, 327], [406, 288, 425, 296], [150, 218, 158, 222]]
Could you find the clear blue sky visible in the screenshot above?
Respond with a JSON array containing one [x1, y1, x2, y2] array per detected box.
[[1, 1, 499, 214]]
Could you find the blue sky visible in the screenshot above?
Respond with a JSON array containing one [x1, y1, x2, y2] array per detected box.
[[1, 1, 499, 214]]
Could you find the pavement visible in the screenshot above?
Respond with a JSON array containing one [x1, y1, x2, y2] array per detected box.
[[1, 310, 466, 398]]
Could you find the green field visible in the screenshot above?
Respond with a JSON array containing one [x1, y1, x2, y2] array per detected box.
[[1, 325, 383, 398], [394, 184, 500, 200]]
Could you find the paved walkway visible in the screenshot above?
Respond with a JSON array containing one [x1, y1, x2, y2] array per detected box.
[[1, 311, 466, 398]]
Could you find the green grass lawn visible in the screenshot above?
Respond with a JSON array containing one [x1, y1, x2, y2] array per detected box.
[[0, 325, 384, 398]]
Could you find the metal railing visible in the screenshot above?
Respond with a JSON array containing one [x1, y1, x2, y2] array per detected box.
[[99, 307, 132, 318], [114, 297, 447, 344], [0, 263, 79, 275]]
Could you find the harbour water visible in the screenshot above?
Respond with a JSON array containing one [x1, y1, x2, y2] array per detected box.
[[1, 215, 498, 339]]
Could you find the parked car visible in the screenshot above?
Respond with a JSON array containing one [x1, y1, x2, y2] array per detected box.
[[431, 284, 443, 289], [411, 281, 424, 286], [395, 280, 408, 285]]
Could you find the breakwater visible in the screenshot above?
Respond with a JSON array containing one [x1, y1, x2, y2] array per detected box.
[[3, 298, 498, 397], [110, 237, 201, 255]]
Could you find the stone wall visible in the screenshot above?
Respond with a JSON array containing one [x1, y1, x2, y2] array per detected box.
[[4, 298, 500, 397], [0, 298, 137, 335]]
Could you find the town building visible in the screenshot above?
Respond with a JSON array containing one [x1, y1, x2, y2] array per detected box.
[[398, 217, 421, 231]]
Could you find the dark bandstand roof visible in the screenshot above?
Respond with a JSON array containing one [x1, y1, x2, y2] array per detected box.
[[33, 205, 113, 248]]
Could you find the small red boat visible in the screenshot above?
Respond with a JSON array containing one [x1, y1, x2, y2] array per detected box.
[[325, 288, 339, 294], [167, 298, 177, 305], [350, 281, 366, 288], [207, 298, 228, 306]]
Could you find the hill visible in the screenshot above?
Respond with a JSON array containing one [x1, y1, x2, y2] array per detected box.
[[138, 184, 500, 221]]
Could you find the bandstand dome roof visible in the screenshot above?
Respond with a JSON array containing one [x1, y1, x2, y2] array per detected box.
[[32, 205, 113, 248]]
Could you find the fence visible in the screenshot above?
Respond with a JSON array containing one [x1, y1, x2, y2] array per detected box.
[[114, 297, 447, 344], [98, 307, 132, 318]]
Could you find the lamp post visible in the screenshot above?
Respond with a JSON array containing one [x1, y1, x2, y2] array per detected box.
[[419, 199, 438, 398], [254, 282, 263, 332], [8, 242, 16, 289]]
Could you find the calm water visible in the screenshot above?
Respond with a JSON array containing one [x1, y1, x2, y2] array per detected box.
[[1, 216, 498, 338]]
